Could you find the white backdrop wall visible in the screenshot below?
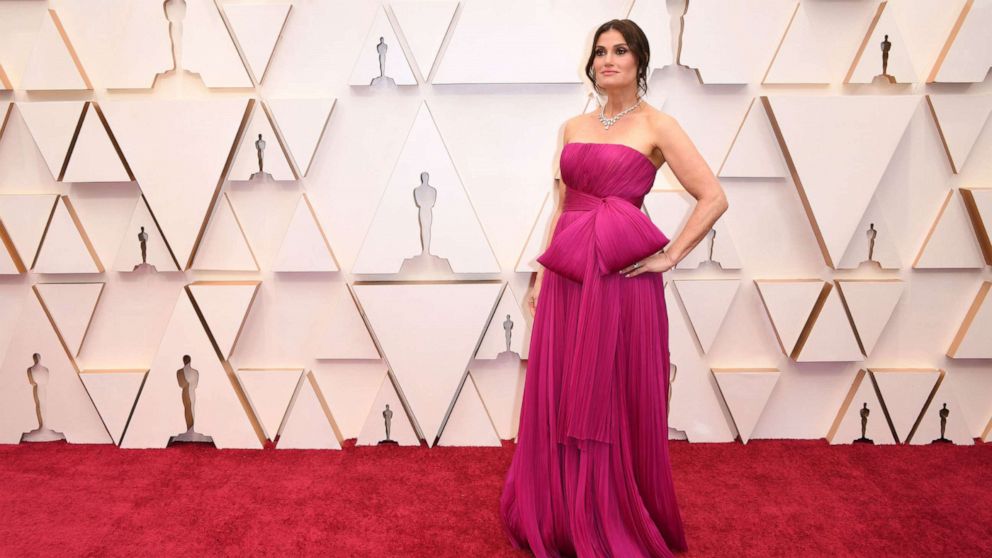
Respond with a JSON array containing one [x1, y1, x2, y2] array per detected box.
[[0, 0, 989, 448]]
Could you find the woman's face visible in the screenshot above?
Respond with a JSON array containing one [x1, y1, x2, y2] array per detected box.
[[593, 29, 636, 91]]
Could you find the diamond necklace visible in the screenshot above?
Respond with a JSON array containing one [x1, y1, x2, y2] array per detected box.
[[599, 96, 642, 130]]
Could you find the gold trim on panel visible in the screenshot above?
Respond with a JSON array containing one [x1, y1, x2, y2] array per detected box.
[[186, 281, 261, 359], [826, 368, 898, 444], [912, 189, 953, 268], [869, 368, 944, 444], [138, 193, 182, 271], [186, 98, 255, 270], [761, 96, 834, 268], [33, 281, 105, 358], [843, 1, 887, 84], [259, 101, 300, 180], [60, 195, 105, 272], [27, 195, 61, 270], [790, 281, 831, 360], [927, 0, 973, 83], [925, 95, 960, 173], [184, 287, 266, 445], [0, 63, 11, 89], [718, 97, 756, 176], [946, 280, 991, 357], [302, 192, 341, 270], [58, 102, 89, 181], [307, 371, 344, 445], [48, 9, 93, 90], [31, 285, 113, 441], [91, 101, 136, 181], [960, 188, 992, 265], [761, 2, 800, 84], [0, 219, 26, 273]]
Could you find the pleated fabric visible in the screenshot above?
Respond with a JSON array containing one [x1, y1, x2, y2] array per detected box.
[[500, 142, 688, 557]]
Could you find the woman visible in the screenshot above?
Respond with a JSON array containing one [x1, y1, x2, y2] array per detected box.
[[499, 19, 728, 557]]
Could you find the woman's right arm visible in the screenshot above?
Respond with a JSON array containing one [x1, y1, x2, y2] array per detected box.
[[534, 180, 566, 287], [529, 120, 573, 314]]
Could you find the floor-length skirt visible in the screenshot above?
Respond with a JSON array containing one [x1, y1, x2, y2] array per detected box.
[[499, 255, 689, 557]]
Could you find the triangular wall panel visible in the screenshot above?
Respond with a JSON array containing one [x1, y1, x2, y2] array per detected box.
[[712, 368, 780, 443], [351, 282, 502, 445], [763, 95, 919, 268], [187, 281, 260, 360], [928, 0, 992, 83], [436, 372, 502, 447], [191, 193, 259, 271], [927, 94, 992, 173], [101, 98, 251, 269], [389, 1, 458, 80], [870, 368, 942, 444], [347, 5, 418, 86], [356, 371, 420, 446], [236, 368, 303, 441], [20, 9, 91, 91], [0, 290, 110, 444], [794, 283, 864, 362], [826, 369, 897, 445], [754, 279, 824, 356], [845, 2, 918, 84], [947, 281, 992, 359], [720, 97, 788, 178], [837, 198, 902, 270], [674, 280, 740, 353], [223, 2, 291, 84], [311, 283, 380, 360], [33, 196, 104, 274], [470, 355, 526, 441], [122, 289, 263, 449], [112, 195, 180, 272], [909, 379, 974, 445], [0, 195, 58, 270], [666, 283, 736, 442], [914, 189, 985, 269], [835, 280, 904, 356], [265, 98, 335, 177], [273, 194, 339, 272], [182, 0, 252, 87], [961, 188, 992, 264], [79, 370, 148, 445], [475, 284, 529, 360], [763, 3, 831, 84], [277, 371, 342, 450], [680, 0, 797, 84], [229, 103, 296, 181], [352, 101, 500, 274], [33, 282, 104, 357], [16, 101, 86, 181], [62, 103, 131, 183]]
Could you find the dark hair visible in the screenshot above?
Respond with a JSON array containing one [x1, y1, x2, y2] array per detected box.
[[585, 19, 650, 97]]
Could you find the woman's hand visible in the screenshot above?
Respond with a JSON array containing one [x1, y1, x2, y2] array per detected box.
[[527, 273, 543, 316], [620, 250, 675, 278]]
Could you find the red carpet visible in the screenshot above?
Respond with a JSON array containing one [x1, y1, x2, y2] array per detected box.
[[0, 438, 988, 557]]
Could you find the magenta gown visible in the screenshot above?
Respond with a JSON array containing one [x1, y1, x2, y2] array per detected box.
[[499, 142, 688, 557]]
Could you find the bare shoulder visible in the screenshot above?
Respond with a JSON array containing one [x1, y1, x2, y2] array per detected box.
[[646, 108, 680, 131], [645, 109, 689, 149], [562, 112, 593, 142]]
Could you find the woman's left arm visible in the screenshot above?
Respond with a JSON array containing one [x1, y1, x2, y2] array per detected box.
[[622, 112, 729, 277]]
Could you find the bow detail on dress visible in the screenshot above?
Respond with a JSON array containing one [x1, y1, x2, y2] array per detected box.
[[536, 188, 670, 283], [535, 188, 671, 445]]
